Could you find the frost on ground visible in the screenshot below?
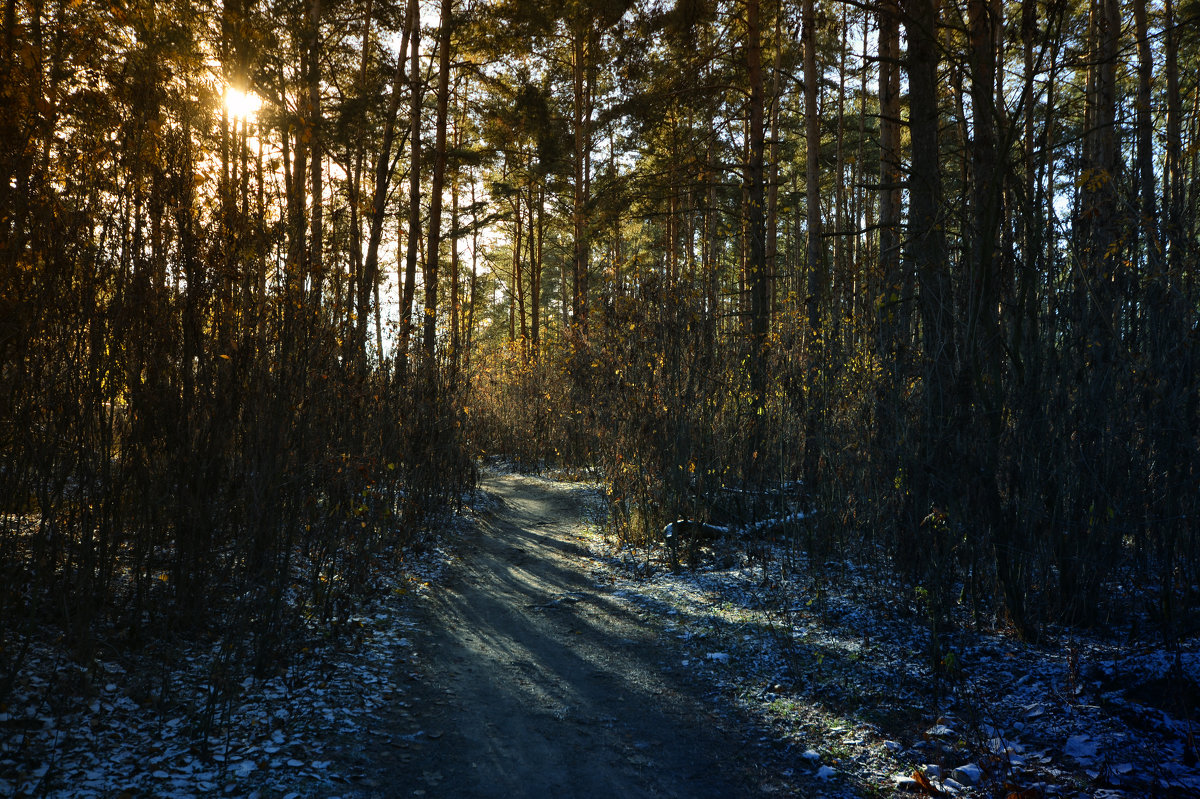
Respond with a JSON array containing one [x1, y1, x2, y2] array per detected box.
[[0, 495, 481, 798], [582, 506, 1200, 798], [4, 471, 1198, 798]]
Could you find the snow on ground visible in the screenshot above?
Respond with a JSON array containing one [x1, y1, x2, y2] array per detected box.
[[0, 497, 480, 798], [579, 492, 1200, 798]]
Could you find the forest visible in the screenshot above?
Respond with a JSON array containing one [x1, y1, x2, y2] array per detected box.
[[2, 0, 1200, 791]]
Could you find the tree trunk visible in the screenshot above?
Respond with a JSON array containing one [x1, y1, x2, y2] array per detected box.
[[903, 0, 951, 515], [423, 0, 454, 358], [398, 1, 421, 376], [531, 177, 543, 358], [966, 0, 1018, 629], [802, 0, 826, 486], [569, 25, 594, 331], [966, 0, 1002, 368], [854, 8, 871, 337], [876, 0, 903, 356], [307, 0, 323, 306], [1165, 0, 1182, 281], [512, 194, 525, 345], [1081, 0, 1119, 274], [285, 81, 308, 304], [450, 93, 462, 379], [745, 0, 769, 413], [346, 0, 373, 358], [766, 9, 783, 329], [465, 176, 480, 373], [1132, 0, 1158, 274], [834, 9, 848, 345], [357, 0, 413, 362], [705, 138, 720, 354]]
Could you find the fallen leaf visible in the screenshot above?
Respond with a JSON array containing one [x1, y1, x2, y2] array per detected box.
[[911, 769, 943, 796]]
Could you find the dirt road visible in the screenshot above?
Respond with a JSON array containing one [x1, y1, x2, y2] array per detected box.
[[361, 472, 760, 798]]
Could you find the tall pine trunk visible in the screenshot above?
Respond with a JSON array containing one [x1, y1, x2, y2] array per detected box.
[[569, 25, 594, 331], [307, 0, 323, 306], [398, 1, 421, 376], [424, 0, 454, 359], [801, 0, 825, 486], [876, 0, 903, 357], [744, 0, 769, 419]]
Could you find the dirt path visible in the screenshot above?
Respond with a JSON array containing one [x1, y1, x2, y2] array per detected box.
[[359, 472, 761, 798]]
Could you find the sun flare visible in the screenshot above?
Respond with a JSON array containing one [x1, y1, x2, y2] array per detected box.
[[224, 86, 262, 122]]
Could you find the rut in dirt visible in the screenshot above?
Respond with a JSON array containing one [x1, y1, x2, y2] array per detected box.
[[368, 472, 761, 799]]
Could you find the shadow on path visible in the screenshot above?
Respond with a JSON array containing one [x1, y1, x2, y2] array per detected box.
[[362, 473, 761, 799]]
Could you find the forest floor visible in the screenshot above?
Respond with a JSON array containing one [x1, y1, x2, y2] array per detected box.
[[361, 469, 1200, 799], [4, 468, 1200, 797]]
